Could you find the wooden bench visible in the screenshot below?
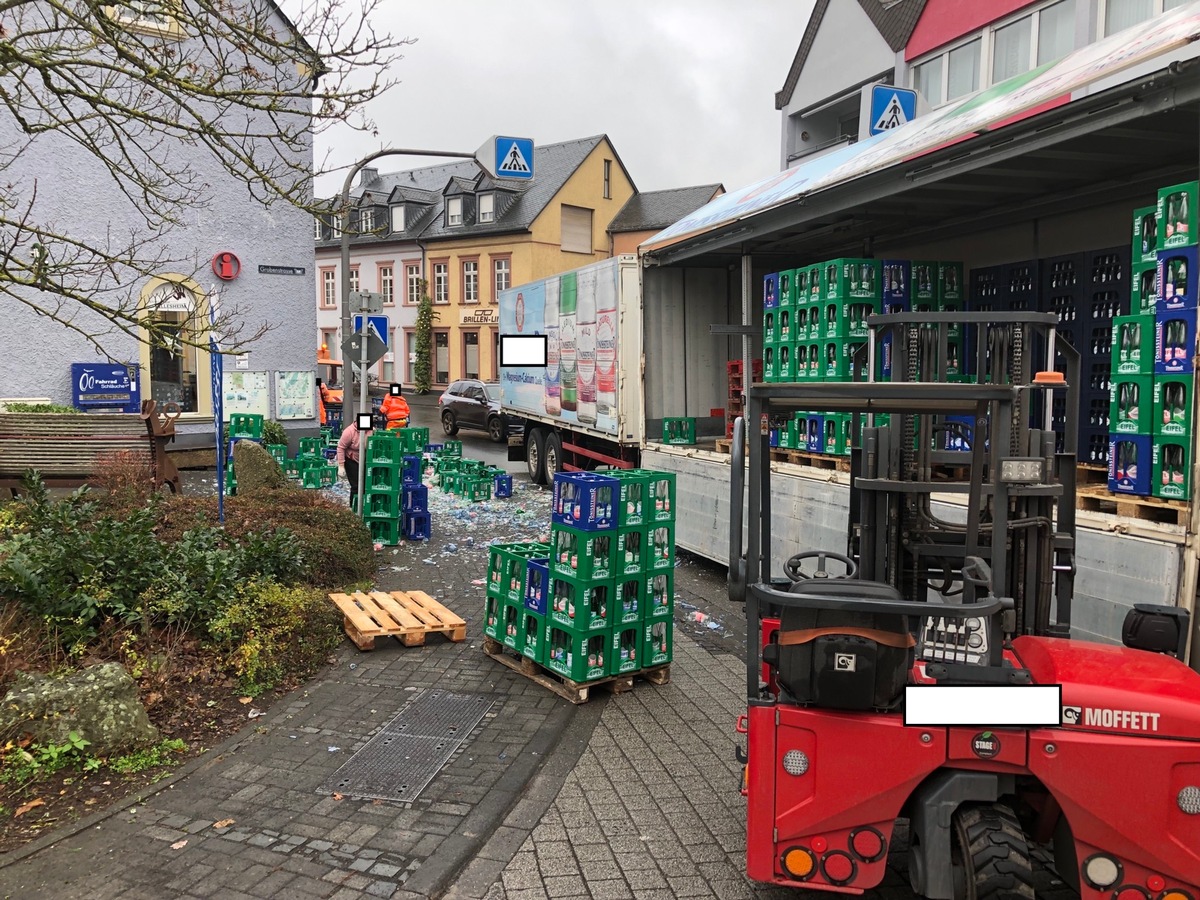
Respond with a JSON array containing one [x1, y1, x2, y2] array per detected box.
[[0, 400, 182, 496]]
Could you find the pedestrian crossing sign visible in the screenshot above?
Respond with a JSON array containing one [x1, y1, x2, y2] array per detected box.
[[867, 85, 917, 136]]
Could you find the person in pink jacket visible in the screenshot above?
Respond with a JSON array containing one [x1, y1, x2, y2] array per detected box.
[[336, 420, 365, 509]]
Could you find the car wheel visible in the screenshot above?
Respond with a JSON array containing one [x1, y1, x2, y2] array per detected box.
[[528, 429, 547, 485], [441, 411, 459, 436], [544, 432, 563, 482], [488, 416, 506, 443]]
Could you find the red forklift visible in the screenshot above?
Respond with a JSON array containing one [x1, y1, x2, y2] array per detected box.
[[728, 310, 1200, 898]]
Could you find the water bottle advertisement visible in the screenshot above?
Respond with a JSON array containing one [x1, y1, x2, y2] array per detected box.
[[498, 259, 621, 437]]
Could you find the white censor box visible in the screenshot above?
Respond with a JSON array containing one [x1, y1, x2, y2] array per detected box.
[[904, 685, 1063, 727]]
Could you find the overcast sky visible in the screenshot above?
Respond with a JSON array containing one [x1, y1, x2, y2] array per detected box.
[[313, 1, 816, 200]]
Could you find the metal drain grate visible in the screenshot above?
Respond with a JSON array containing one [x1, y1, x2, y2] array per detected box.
[[321, 689, 495, 803]]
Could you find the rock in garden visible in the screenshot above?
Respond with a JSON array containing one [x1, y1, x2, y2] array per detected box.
[[233, 439, 289, 493], [0, 662, 159, 755]]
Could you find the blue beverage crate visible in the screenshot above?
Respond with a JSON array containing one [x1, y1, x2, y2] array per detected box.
[[404, 511, 431, 541], [494, 474, 513, 498], [524, 558, 551, 615], [551, 472, 619, 531], [401, 454, 422, 486], [403, 484, 428, 513]]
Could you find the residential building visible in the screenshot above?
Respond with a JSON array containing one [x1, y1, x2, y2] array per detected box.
[[778, 0, 1199, 170], [315, 135, 636, 387], [607, 184, 726, 255], [0, 4, 318, 447]]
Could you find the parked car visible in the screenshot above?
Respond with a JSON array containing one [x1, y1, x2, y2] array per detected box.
[[438, 380, 520, 443]]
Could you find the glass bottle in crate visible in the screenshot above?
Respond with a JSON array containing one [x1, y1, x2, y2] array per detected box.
[[586, 633, 606, 670], [620, 629, 638, 665], [589, 585, 608, 623], [621, 580, 639, 617]]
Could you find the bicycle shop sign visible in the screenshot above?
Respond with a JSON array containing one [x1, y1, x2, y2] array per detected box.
[[70, 363, 141, 412]]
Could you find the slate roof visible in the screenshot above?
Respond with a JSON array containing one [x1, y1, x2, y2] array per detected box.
[[774, 0, 929, 110], [317, 135, 622, 246], [607, 184, 725, 234]]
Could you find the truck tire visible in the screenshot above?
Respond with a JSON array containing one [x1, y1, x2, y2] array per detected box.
[[527, 430, 547, 485], [544, 432, 563, 482], [952, 803, 1035, 900]]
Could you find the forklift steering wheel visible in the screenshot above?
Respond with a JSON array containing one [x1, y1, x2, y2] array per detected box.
[[783, 550, 858, 582]]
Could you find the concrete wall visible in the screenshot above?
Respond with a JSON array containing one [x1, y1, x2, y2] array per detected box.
[[0, 3, 315, 447]]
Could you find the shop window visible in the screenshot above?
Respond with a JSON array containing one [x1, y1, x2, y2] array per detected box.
[[464, 331, 479, 380], [141, 280, 208, 415], [435, 332, 450, 383]]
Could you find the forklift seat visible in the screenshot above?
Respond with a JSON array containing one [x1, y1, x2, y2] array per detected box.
[[769, 580, 914, 711]]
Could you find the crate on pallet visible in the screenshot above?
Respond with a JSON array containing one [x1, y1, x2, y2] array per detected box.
[[615, 526, 648, 577], [403, 511, 431, 542], [548, 574, 614, 634], [520, 608, 546, 665], [500, 599, 523, 652], [642, 619, 674, 667], [552, 524, 617, 582], [545, 624, 612, 683], [524, 558, 552, 615], [611, 623, 642, 675], [489, 542, 553, 604], [662, 417, 696, 445], [552, 472, 619, 531], [369, 519, 401, 546], [645, 571, 673, 621], [616, 576, 643, 625], [484, 594, 503, 641], [646, 523, 676, 571]]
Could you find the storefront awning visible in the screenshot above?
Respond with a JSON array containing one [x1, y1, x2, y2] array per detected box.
[[641, 4, 1200, 260]]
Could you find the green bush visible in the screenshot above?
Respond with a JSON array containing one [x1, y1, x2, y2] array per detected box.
[[209, 579, 342, 694], [1, 403, 79, 414]]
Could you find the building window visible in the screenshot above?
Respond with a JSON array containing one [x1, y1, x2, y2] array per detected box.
[[331, 215, 342, 239], [603, 159, 612, 199], [447, 197, 463, 227], [947, 38, 981, 101], [1103, 0, 1171, 34], [492, 257, 511, 302], [320, 328, 337, 360], [349, 266, 360, 294], [359, 207, 375, 234], [379, 265, 394, 306], [478, 193, 495, 223], [914, 55, 943, 107], [405, 330, 417, 382], [435, 331, 450, 383], [382, 327, 396, 382], [462, 260, 479, 304], [141, 280, 208, 415], [464, 331, 479, 380], [104, 0, 180, 36], [321, 268, 337, 308], [314, 217, 324, 241], [992, 15, 1033, 83], [406, 263, 422, 304], [391, 205, 405, 234], [561, 205, 594, 254], [433, 262, 449, 304]]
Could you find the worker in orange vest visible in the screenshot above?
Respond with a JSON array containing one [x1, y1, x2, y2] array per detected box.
[[380, 383, 410, 430], [316, 377, 327, 426]]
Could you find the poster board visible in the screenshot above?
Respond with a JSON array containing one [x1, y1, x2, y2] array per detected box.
[[221, 371, 270, 421], [275, 371, 315, 420]]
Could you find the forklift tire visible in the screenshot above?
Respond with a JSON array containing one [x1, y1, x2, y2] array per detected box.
[[952, 804, 1035, 900]]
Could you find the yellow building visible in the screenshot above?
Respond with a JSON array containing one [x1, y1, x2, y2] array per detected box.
[[316, 134, 636, 388]]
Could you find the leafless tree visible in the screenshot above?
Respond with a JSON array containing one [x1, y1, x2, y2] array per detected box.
[[0, 0, 409, 357]]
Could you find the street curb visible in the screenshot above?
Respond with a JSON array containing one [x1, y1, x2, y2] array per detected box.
[[0, 679, 300, 870]]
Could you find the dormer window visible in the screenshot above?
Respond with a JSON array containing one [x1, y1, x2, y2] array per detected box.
[[359, 207, 374, 234], [478, 193, 495, 224], [447, 197, 463, 227], [391, 204, 405, 233]]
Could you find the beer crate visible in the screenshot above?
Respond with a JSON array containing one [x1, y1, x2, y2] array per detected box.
[[1153, 375, 1193, 437], [615, 576, 643, 626], [611, 469, 651, 528], [552, 472, 619, 531], [1133, 205, 1159, 266], [645, 571, 673, 624], [552, 524, 616, 582], [611, 623, 643, 675], [1152, 436, 1191, 501], [642, 619, 674, 668], [646, 471, 676, 523], [547, 574, 615, 635], [1109, 374, 1153, 434], [524, 558, 552, 615], [1156, 180, 1199, 250], [1155, 306, 1198, 376], [1108, 434, 1152, 496], [545, 624, 612, 683], [1157, 246, 1198, 312]]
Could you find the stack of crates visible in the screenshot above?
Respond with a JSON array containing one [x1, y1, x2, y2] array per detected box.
[[1110, 181, 1197, 501], [537, 470, 676, 684], [484, 541, 552, 657], [726, 359, 762, 438], [294, 436, 335, 490], [360, 432, 428, 544]]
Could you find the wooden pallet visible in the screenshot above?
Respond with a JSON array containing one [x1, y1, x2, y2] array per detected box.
[[1076, 486, 1190, 527], [769, 448, 852, 472], [329, 590, 467, 650], [1077, 464, 1109, 487], [482, 637, 670, 704]]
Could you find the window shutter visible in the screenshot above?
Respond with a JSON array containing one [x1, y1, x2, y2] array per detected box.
[[561, 205, 593, 254]]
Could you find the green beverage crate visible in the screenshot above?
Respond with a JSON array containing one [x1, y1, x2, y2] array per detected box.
[[610, 470, 650, 528], [611, 623, 642, 675], [1133, 262, 1159, 314], [824, 258, 882, 301], [368, 464, 401, 491], [300, 467, 325, 489], [547, 574, 615, 635], [466, 478, 492, 502], [364, 490, 400, 519], [645, 571, 673, 622], [440, 440, 463, 457], [1153, 436, 1191, 500], [266, 444, 288, 464], [823, 413, 852, 456], [646, 523, 675, 572], [230, 413, 264, 440], [368, 519, 401, 546], [616, 576, 643, 626], [820, 297, 880, 340], [642, 619, 674, 667], [662, 417, 696, 445], [1110, 374, 1154, 434], [763, 308, 778, 344], [298, 436, 324, 459], [320, 465, 336, 487], [520, 608, 546, 665], [778, 268, 798, 309], [484, 594, 503, 642], [500, 599, 523, 652], [763, 342, 779, 382], [1134, 206, 1159, 266], [545, 624, 612, 683], [460, 458, 486, 476], [552, 525, 617, 582], [442, 472, 462, 494], [938, 262, 964, 304], [777, 306, 794, 343], [367, 432, 402, 464], [436, 456, 461, 474], [778, 343, 797, 382], [615, 526, 648, 577], [647, 472, 676, 523], [1153, 375, 1194, 437], [487, 542, 552, 604], [1113, 314, 1156, 375], [1157, 180, 1199, 250], [397, 427, 430, 453]]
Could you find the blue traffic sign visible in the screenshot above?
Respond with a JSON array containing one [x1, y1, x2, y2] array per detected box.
[[869, 85, 917, 136], [494, 137, 534, 180], [354, 314, 389, 347]]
